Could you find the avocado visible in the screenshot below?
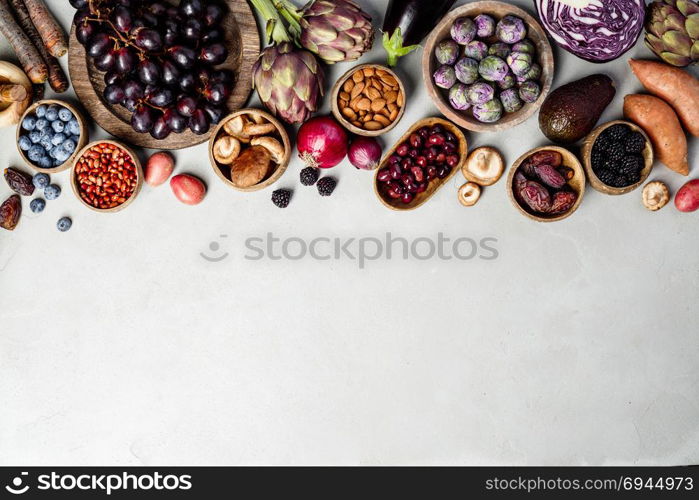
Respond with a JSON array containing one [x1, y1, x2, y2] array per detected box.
[[538, 74, 616, 144]]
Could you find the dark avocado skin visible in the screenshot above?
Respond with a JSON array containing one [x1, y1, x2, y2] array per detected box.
[[538, 74, 616, 144]]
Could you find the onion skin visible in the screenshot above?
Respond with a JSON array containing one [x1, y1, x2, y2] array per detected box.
[[348, 136, 382, 170], [297, 116, 348, 168]]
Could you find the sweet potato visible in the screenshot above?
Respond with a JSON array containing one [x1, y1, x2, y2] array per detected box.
[[629, 59, 699, 137], [623, 94, 689, 176], [22, 0, 67, 58]]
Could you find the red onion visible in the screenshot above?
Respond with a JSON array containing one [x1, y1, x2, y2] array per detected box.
[[296, 116, 348, 168], [348, 136, 382, 170]]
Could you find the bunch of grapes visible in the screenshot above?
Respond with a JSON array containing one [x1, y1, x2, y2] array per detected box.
[[70, 0, 233, 139]]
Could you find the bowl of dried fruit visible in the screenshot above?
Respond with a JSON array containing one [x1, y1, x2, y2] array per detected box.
[[331, 64, 405, 137], [208, 108, 290, 192], [70, 140, 143, 213], [507, 146, 585, 222]]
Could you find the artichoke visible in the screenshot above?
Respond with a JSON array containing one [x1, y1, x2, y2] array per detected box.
[[253, 42, 325, 124], [645, 0, 699, 67], [296, 0, 374, 64]]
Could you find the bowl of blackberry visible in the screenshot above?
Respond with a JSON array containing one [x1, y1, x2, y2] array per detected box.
[[582, 120, 654, 196]]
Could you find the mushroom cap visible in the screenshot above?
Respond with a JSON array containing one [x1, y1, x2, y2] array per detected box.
[[462, 146, 504, 186], [642, 180, 669, 211], [458, 182, 481, 206]]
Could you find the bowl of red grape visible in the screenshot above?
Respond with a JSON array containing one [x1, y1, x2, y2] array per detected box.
[[68, 0, 260, 149]]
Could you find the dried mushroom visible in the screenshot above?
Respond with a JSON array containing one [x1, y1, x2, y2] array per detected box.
[[462, 146, 504, 186], [642, 181, 670, 211]]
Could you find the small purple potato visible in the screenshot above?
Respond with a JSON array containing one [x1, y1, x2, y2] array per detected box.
[[463, 40, 489, 61], [496, 15, 527, 44], [500, 88, 523, 113], [472, 99, 503, 123], [435, 39, 459, 65], [506, 51, 533, 77], [451, 17, 476, 45], [467, 81, 495, 105], [449, 83, 471, 110], [474, 14, 496, 38], [519, 80, 541, 103], [478, 56, 509, 82], [454, 57, 479, 84], [433, 65, 457, 89], [488, 42, 511, 59]]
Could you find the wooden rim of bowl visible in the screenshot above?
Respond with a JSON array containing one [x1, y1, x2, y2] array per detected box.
[[70, 139, 143, 213], [421, 0, 554, 133], [16, 99, 89, 174], [373, 117, 468, 211], [208, 108, 291, 192], [330, 63, 406, 137], [581, 120, 654, 195], [507, 145, 586, 223]]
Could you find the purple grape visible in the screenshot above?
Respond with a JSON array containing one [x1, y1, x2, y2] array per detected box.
[[176, 96, 197, 117], [163, 109, 187, 133], [104, 84, 126, 104], [183, 18, 202, 40], [168, 46, 196, 68], [202, 82, 229, 105], [131, 105, 156, 133], [87, 33, 111, 58], [94, 51, 116, 71], [180, 0, 203, 18], [115, 47, 136, 74], [188, 108, 209, 135], [133, 27, 162, 52], [179, 72, 196, 91], [146, 88, 174, 107], [104, 71, 120, 86], [204, 4, 225, 26], [137, 59, 161, 85], [113, 5, 132, 32], [201, 27, 223, 44], [161, 60, 180, 86], [199, 43, 227, 65], [202, 103, 225, 124], [124, 80, 145, 100], [76, 22, 96, 45], [150, 115, 171, 139]]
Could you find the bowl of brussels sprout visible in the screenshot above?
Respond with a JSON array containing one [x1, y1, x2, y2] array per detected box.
[[422, 1, 554, 133]]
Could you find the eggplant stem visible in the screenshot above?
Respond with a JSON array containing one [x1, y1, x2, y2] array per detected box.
[[382, 29, 421, 67]]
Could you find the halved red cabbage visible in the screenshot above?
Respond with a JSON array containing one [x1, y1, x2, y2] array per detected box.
[[534, 0, 645, 62]]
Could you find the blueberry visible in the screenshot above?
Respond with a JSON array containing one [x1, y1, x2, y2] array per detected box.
[[44, 184, 61, 200], [52, 158, 63, 168], [40, 136, 53, 151], [22, 115, 37, 130], [51, 133, 66, 146], [66, 119, 80, 136], [58, 107, 73, 122], [51, 120, 65, 133], [54, 148, 70, 163], [49, 146, 60, 159], [18, 135, 32, 151], [30, 198, 46, 213], [29, 130, 42, 143], [38, 156, 53, 169], [28, 144, 45, 162], [35, 104, 47, 118], [45, 105, 59, 121], [32, 173, 50, 189], [57, 217, 72, 232], [62, 139, 76, 154], [35, 118, 48, 131]]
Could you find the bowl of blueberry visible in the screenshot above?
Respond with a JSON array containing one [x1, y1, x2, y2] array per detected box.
[[16, 99, 88, 173]]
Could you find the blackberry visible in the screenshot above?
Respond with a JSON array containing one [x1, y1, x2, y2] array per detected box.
[[591, 148, 604, 169], [624, 131, 646, 154], [611, 174, 629, 188], [271, 189, 291, 208], [606, 142, 625, 162], [595, 168, 616, 186], [300, 166, 319, 186], [317, 177, 336, 196], [600, 124, 630, 143], [619, 155, 644, 177], [626, 169, 641, 185]]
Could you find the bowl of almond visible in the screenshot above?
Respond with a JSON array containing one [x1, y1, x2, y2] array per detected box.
[[208, 109, 291, 192], [330, 64, 405, 137]]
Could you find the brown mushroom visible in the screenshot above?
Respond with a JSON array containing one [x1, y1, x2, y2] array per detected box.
[[642, 181, 670, 211], [213, 135, 241, 165], [224, 115, 251, 142], [250, 136, 284, 164], [462, 146, 504, 186], [458, 182, 481, 206]]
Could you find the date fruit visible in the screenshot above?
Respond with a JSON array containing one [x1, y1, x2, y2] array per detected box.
[[534, 164, 566, 189], [528, 150, 562, 168], [4, 167, 35, 196], [550, 191, 577, 214], [519, 180, 552, 213], [0, 194, 21, 231]]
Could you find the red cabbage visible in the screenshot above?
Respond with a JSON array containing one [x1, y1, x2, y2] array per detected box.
[[534, 0, 645, 62]]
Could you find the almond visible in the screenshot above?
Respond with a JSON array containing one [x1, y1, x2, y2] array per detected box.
[[364, 121, 383, 130], [370, 99, 386, 112]]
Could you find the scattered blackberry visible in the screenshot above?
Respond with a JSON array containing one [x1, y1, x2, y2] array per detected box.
[[271, 189, 291, 208], [600, 124, 630, 143], [619, 155, 644, 177], [595, 168, 616, 186], [317, 177, 336, 196], [624, 131, 646, 154], [300, 167, 319, 186]]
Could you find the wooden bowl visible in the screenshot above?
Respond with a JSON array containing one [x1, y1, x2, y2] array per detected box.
[[422, 1, 554, 133], [70, 140, 143, 213], [16, 99, 89, 174], [330, 63, 406, 137], [208, 108, 291, 192], [581, 120, 654, 195], [374, 117, 468, 210], [507, 145, 585, 223], [67, 0, 260, 150]]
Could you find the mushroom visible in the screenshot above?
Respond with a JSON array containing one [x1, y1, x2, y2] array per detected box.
[[243, 122, 276, 137], [0, 61, 32, 128], [250, 113, 267, 124], [458, 182, 481, 206], [213, 135, 241, 165], [462, 146, 504, 186], [250, 136, 284, 164], [642, 180, 670, 211], [223, 115, 251, 142]]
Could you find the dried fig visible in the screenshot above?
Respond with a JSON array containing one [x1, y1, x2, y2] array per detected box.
[[0, 194, 21, 231], [529, 150, 562, 168], [4, 167, 34, 196], [534, 164, 566, 189], [230, 145, 272, 188], [519, 180, 551, 213], [550, 191, 578, 214]]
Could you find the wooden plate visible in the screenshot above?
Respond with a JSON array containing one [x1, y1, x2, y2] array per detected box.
[[68, 0, 260, 150], [581, 120, 654, 195], [374, 117, 468, 211], [506, 145, 585, 223], [422, 1, 554, 133]]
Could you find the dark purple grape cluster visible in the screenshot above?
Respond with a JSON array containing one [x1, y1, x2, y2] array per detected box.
[[71, 0, 232, 139]]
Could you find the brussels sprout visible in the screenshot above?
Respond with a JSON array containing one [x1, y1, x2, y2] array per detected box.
[[463, 40, 489, 61], [478, 56, 509, 82], [506, 51, 533, 76], [499, 88, 523, 113], [474, 14, 496, 38], [496, 15, 527, 44], [450, 17, 476, 45], [454, 57, 479, 84], [512, 39, 536, 54], [467, 82, 495, 105], [498, 72, 517, 90], [435, 39, 459, 65], [488, 42, 511, 59], [472, 99, 503, 123], [517, 63, 541, 83], [449, 83, 471, 110], [433, 65, 457, 89], [518, 80, 541, 103]]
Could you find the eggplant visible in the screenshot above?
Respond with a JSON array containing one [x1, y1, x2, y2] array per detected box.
[[382, 0, 456, 66]]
